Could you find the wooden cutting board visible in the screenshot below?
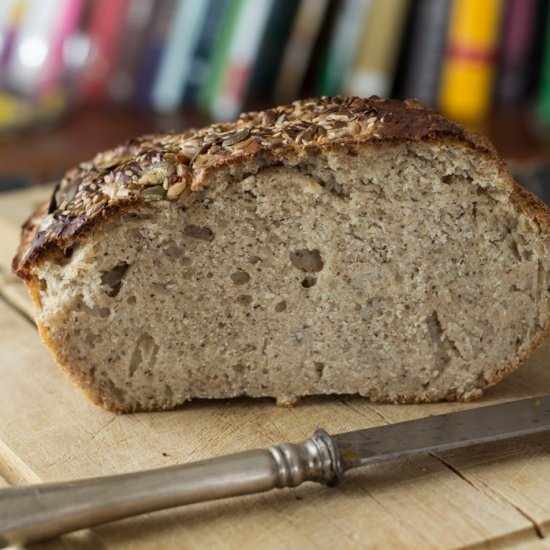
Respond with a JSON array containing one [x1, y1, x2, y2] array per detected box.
[[1, 186, 550, 550]]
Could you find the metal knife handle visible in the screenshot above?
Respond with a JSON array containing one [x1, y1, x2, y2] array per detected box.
[[0, 429, 342, 548]]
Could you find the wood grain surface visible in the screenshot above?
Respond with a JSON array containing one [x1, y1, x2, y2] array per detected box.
[[1, 187, 549, 549]]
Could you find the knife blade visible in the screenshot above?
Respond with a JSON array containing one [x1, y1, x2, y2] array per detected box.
[[335, 395, 550, 469], [2, 395, 550, 547]]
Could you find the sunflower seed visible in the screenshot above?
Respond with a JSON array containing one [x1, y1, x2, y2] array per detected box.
[[223, 128, 250, 147], [138, 161, 176, 186], [166, 181, 187, 200]]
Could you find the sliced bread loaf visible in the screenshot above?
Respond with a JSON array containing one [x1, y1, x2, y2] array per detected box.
[[13, 97, 550, 412]]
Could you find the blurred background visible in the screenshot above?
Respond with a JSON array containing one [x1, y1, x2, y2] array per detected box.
[[0, 0, 550, 199]]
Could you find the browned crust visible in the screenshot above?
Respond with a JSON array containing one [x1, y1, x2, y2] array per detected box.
[[15, 95, 529, 282]]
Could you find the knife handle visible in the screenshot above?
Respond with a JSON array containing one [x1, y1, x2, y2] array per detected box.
[[0, 430, 342, 547]]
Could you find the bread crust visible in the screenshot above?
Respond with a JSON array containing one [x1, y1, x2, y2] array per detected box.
[[16, 96, 549, 282]]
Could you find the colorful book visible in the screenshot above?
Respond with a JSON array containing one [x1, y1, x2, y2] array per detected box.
[[0, 1, 27, 130], [152, 0, 210, 112], [316, 0, 372, 97], [530, 0, 550, 96], [400, 0, 451, 106], [439, 0, 504, 122], [54, 0, 95, 95], [79, 0, 128, 98], [182, 0, 229, 105], [536, 5, 550, 125], [198, 0, 244, 113], [39, 0, 84, 95], [6, 0, 61, 95], [495, 0, 538, 105], [208, 0, 275, 121], [0, 0, 25, 78], [109, 0, 155, 102], [133, 0, 177, 107], [274, 0, 329, 104], [345, 0, 410, 98], [245, 0, 298, 104]]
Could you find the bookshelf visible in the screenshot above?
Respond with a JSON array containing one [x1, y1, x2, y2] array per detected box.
[[1, 0, 550, 187]]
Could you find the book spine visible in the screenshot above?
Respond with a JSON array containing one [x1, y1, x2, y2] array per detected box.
[[6, 0, 61, 96], [401, 0, 451, 106], [133, 0, 177, 107], [345, 0, 410, 98], [152, 0, 210, 113], [183, 0, 228, 105], [274, 0, 329, 104], [0, 0, 24, 75], [439, 0, 504, 122], [317, 0, 372, 97], [210, 0, 275, 121], [109, 0, 156, 102], [536, 6, 550, 125], [245, 0, 299, 103], [80, 0, 128, 99], [495, 0, 538, 105], [39, 0, 84, 95], [198, 0, 244, 113], [0, 0, 24, 129]]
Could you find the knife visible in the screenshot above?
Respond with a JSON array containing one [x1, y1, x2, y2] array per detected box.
[[2, 395, 550, 547]]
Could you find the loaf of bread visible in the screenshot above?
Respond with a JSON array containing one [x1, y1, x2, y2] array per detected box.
[[13, 97, 550, 412]]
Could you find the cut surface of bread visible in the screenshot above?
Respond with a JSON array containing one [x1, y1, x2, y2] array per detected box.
[[13, 97, 550, 412]]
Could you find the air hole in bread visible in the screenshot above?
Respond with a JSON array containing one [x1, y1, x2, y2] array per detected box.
[[231, 270, 250, 285], [290, 249, 324, 272], [301, 276, 317, 288], [85, 332, 98, 347], [100, 262, 129, 297], [163, 241, 188, 260], [314, 362, 325, 380], [426, 311, 456, 372], [236, 294, 253, 306], [129, 333, 159, 377], [184, 224, 215, 241], [275, 300, 287, 312], [97, 307, 110, 318]]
